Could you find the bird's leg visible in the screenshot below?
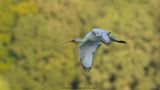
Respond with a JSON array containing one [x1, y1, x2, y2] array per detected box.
[[114, 40, 127, 44], [110, 37, 127, 44]]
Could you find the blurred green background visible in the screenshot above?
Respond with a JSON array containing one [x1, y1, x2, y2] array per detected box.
[[0, 0, 160, 90]]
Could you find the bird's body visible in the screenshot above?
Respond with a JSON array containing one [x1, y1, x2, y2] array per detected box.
[[69, 28, 126, 71], [81, 32, 100, 43], [79, 32, 102, 70]]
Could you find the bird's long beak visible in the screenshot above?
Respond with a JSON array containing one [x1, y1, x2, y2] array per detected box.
[[64, 40, 74, 44]]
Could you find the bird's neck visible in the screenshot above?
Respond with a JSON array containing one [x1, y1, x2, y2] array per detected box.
[[74, 38, 84, 43]]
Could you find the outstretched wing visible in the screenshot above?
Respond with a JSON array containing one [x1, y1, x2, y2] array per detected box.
[[93, 28, 111, 45], [93, 28, 110, 34], [80, 40, 101, 71]]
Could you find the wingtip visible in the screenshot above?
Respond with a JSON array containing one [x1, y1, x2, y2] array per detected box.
[[80, 59, 92, 72], [82, 65, 92, 72]]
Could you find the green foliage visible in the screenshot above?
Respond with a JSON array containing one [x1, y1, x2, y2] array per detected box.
[[0, 0, 15, 32], [0, 76, 10, 90], [0, 0, 160, 90]]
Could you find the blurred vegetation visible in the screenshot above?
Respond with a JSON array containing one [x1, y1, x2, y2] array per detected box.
[[0, 0, 160, 90]]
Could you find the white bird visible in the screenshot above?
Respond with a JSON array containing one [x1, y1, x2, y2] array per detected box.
[[67, 28, 126, 71]]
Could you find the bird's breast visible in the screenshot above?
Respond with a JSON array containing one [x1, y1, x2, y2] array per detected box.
[[90, 32, 99, 41]]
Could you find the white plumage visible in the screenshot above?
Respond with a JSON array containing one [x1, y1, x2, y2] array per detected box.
[[69, 28, 126, 71]]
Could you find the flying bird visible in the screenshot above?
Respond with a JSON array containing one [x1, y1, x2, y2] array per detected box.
[[67, 28, 126, 71]]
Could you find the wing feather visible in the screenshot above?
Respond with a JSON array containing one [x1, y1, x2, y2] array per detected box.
[[80, 40, 101, 71], [93, 28, 111, 45]]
